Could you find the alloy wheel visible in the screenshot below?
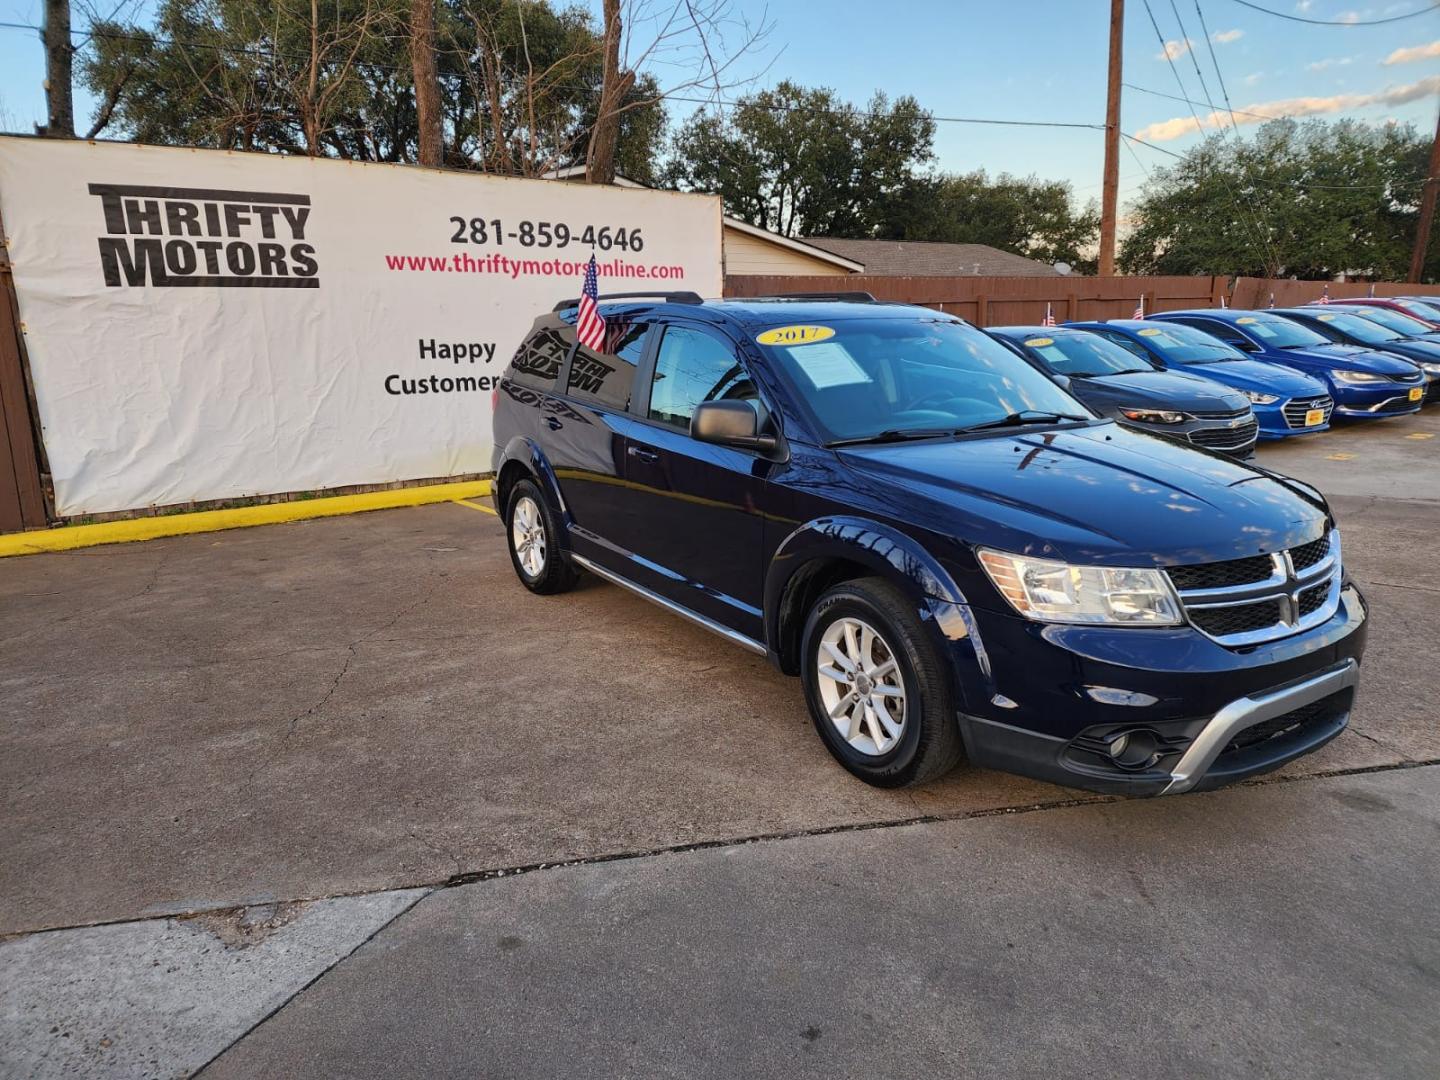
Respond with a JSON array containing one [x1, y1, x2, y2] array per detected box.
[[511, 495, 546, 578], [815, 616, 907, 756]]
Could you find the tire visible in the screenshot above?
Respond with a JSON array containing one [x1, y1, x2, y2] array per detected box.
[[800, 576, 963, 787], [504, 478, 578, 595]]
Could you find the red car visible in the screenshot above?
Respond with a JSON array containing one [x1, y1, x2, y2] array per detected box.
[[1314, 296, 1440, 328]]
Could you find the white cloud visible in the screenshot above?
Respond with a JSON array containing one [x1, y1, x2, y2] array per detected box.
[[1213, 28, 1244, 44], [1132, 73, 1440, 142], [1306, 57, 1355, 71], [1295, 1, 1313, 11], [1337, 10, 1362, 22], [1156, 38, 1193, 61], [1383, 41, 1440, 65], [1243, 72, 1265, 85]]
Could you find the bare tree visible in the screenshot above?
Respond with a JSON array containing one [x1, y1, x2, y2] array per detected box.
[[410, 0, 442, 166], [42, 0, 75, 137], [585, 0, 771, 184]]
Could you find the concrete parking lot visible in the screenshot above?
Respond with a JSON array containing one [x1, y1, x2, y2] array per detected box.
[[3, 409, 1438, 1078]]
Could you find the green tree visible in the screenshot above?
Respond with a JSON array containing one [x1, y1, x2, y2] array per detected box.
[[78, 0, 667, 176], [1119, 118, 1434, 280], [873, 171, 1100, 271], [664, 81, 935, 237]]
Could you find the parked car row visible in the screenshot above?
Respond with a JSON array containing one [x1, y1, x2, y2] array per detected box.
[[985, 295, 1440, 459]]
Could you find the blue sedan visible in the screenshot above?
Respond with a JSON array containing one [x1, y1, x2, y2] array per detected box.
[[1063, 319, 1332, 439], [1146, 308, 1425, 421]]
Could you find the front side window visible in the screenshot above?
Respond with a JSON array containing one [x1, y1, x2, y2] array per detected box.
[[754, 317, 1089, 443], [648, 325, 757, 429], [565, 320, 651, 409]]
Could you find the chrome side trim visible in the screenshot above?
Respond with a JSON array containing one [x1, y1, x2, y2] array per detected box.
[[1161, 658, 1358, 795], [570, 553, 767, 656]]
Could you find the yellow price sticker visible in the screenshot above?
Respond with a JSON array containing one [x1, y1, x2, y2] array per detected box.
[[1138, 327, 1163, 337], [1236, 317, 1258, 324], [1024, 337, 1055, 347], [1305, 408, 1326, 427], [1409, 387, 1424, 401], [755, 324, 835, 346]]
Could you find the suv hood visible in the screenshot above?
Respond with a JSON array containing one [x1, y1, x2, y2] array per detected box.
[[837, 423, 1327, 567], [1277, 342, 1422, 374], [1079, 369, 1249, 412], [1171, 358, 1325, 397]]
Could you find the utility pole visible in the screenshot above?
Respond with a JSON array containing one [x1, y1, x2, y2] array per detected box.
[[1098, 0, 1124, 277], [41, 0, 74, 138], [1407, 108, 1440, 283], [411, 0, 442, 167]]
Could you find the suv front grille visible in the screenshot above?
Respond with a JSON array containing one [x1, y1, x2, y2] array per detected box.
[[1282, 396, 1334, 428], [1166, 554, 1274, 592], [1164, 529, 1342, 647]]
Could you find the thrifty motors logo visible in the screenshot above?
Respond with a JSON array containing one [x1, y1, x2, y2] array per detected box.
[[89, 184, 319, 288]]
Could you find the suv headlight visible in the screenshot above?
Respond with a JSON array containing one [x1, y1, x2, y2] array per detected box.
[[1420, 362, 1440, 376], [1243, 391, 1279, 404], [1331, 369, 1386, 383], [977, 549, 1182, 626], [1120, 407, 1189, 424]]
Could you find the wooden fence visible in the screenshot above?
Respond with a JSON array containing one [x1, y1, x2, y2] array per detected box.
[[724, 274, 1226, 326], [725, 273, 1440, 325], [0, 219, 47, 533]]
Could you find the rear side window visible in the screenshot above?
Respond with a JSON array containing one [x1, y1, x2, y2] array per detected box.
[[565, 320, 651, 410], [648, 326, 757, 430], [509, 324, 574, 391]]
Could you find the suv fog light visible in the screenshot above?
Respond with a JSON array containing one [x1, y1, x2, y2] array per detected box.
[[1107, 729, 1160, 770]]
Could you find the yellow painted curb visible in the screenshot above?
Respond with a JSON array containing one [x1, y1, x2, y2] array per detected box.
[[0, 479, 492, 558]]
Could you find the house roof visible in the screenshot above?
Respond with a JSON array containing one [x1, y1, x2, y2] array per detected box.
[[540, 165, 863, 273], [801, 238, 1061, 277]]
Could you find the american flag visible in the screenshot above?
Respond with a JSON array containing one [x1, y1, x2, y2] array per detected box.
[[1368, 282, 1376, 298], [1269, 292, 1276, 308], [1220, 295, 1227, 309], [1042, 302, 1056, 327], [1318, 284, 1330, 305], [1132, 294, 1145, 319], [576, 255, 606, 351]]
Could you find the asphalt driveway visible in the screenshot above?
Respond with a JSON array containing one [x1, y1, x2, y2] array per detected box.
[[2, 407, 1437, 1078]]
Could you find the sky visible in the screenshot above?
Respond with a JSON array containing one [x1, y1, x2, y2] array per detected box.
[[1, 0, 1437, 211]]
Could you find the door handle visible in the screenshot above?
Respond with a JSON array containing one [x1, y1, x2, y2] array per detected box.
[[627, 445, 659, 463], [545, 416, 563, 430]]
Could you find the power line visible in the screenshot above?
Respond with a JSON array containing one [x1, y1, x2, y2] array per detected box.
[[1124, 81, 1278, 123], [1142, 0, 1281, 271], [1194, 2, 1244, 138], [0, 21, 1104, 132], [1226, 0, 1439, 25]]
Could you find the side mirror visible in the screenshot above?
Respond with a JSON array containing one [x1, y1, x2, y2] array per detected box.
[[691, 399, 778, 452], [1051, 374, 1073, 391], [1232, 338, 1259, 352]]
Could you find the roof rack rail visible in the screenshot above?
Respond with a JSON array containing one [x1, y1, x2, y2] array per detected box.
[[758, 291, 878, 303], [553, 290, 704, 312]]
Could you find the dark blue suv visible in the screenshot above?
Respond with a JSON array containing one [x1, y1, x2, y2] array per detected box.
[[492, 293, 1367, 793]]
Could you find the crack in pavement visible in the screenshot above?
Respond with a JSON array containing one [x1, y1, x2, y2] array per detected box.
[[9, 756, 1438, 944]]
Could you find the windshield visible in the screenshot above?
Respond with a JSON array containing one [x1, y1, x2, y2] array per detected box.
[[1016, 332, 1155, 377], [1308, 310, 1404, 344], [756, 318, 1091, 443], [1130, 323, 1246, 364], [1231, 315, 1328, 348], [1334, 306, 1432, 336], [1395, 298, 1440, 321]]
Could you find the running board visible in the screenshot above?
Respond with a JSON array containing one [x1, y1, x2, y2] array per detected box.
[[570, 554, 767, 656]]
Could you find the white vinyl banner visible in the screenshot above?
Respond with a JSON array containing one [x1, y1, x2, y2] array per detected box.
[[0, 138, 723, 516]]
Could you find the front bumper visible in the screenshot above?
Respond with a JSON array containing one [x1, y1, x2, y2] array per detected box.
[[1331, 381, 1425, 418], [938, 583, 1367, 796], [1252, 400, 1327, 440]]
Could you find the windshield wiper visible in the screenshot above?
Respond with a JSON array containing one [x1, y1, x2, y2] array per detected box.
[[826, 428, 956, 448], [956, 410, 1089, 433]]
